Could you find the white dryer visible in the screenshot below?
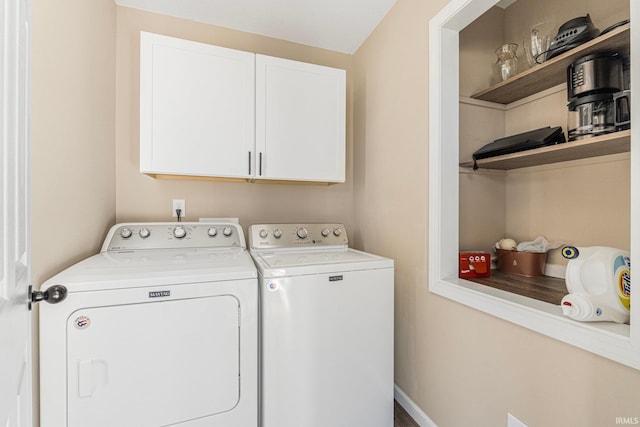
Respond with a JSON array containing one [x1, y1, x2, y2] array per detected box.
[[249, 223, 394, 427], [38, 222, 258, 427]]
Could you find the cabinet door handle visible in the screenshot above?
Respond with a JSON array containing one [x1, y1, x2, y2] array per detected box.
[[248, 151, 252, 175], [259, 152, 263, 176]]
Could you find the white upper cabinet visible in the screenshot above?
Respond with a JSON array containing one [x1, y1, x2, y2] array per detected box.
[[140, 32, 255, 179], [140, 32, 346, 183], [255, 55, 346, 182]]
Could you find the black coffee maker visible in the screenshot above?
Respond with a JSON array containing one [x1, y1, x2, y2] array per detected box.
[[567, 52, 626, 140]]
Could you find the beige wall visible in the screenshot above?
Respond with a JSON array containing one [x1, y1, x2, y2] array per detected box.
[[506, 155, 630, 266], [459, 101, 506, 254], [459, 6, 505, 97], [31, 0, 117, 425], [355, 0, 640, 426], [115, 7, 355, 232], [32, 0, 116, 286], [353, 0, 443, 396], [458, 11, 508, 255]]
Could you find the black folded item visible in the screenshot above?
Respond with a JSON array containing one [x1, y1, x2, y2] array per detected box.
[[472, 126, 566, 169]]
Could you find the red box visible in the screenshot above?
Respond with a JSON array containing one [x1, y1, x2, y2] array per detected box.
[[459, 252, 491, 278]]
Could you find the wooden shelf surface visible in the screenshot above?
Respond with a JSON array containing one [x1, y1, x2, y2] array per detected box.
[[471, 23, 630, 105], [466, 270, 568, 305], [460, 129, 630, 170]]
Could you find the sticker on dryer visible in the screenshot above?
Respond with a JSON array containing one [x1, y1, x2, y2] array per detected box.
[[73, 316, 91, 330], [267, 282, 279, 292]]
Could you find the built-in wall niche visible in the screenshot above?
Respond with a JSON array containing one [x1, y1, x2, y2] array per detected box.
[[458, 1, 630, 299], [429, 0, 640, 370]]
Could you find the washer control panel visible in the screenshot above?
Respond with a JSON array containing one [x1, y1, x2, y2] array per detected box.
[[249, 223, 348, 250], [103, 222, 244, 252]]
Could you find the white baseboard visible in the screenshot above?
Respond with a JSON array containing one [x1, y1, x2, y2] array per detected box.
[[394, 384, 438, 427]]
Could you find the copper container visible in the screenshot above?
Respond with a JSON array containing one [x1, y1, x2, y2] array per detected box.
[[495, 249, 547, 277]]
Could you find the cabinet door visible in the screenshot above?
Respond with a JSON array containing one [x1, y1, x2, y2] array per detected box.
[[256, 55, 346, 182], [140, 32, 255, 178]]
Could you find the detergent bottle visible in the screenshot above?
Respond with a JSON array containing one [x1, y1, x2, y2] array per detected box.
[[560, 246, 631, 324]]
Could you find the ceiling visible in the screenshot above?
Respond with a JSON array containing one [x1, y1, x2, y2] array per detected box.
[[114, 0, 398, 54]]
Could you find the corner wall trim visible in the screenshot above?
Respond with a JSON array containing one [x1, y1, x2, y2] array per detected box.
[[394, 384, 438, 427]]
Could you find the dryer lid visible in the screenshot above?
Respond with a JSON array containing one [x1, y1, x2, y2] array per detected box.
[[41, 247, 257, 292]]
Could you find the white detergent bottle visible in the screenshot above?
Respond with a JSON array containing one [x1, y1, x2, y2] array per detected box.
[[560, 246, 631, 324]]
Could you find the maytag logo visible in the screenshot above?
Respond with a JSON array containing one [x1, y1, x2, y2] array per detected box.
[[329, 275, 343, 282], [149, 290, 171, 298]]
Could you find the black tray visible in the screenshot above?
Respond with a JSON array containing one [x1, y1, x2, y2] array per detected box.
[[472, 126, 566, 169]]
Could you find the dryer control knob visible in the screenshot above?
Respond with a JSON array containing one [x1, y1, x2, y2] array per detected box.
[[223, 227, 233, 237], [139, 228, 150, 238], [259, 229, 268, 239], [273, 229, 282, 239], [120, 228, 132, 239], [173, 226, 187, 239], [297, 228, 308, 239], [321, 228, 330, 237], [207, 227, 217, 237], [333, 228, 343, 237]]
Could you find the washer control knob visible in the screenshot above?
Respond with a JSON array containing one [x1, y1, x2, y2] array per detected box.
[[207, 227, 217, 237], [173, 226, 187, 239], [321, 228, 330, 237], [120, 228, 132, 239], [223, 227, 233, 237], [297, 228, 308, 239], [139, 228, 150, 239], [273, 229, 282, 239], [259, 229, 268, 239], [333, 228, 343, 237]]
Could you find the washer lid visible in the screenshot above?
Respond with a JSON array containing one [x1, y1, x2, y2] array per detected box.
[[41, 247, 257, 292], [252, 248, 393, 278]]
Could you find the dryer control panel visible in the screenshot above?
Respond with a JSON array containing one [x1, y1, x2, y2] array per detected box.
[[249, 223, 348, 250], [102, 222, 245, 252]]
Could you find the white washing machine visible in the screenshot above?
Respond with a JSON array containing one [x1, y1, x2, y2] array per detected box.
[[38, 222, 258, 427], [249, 223, 394, 427]]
